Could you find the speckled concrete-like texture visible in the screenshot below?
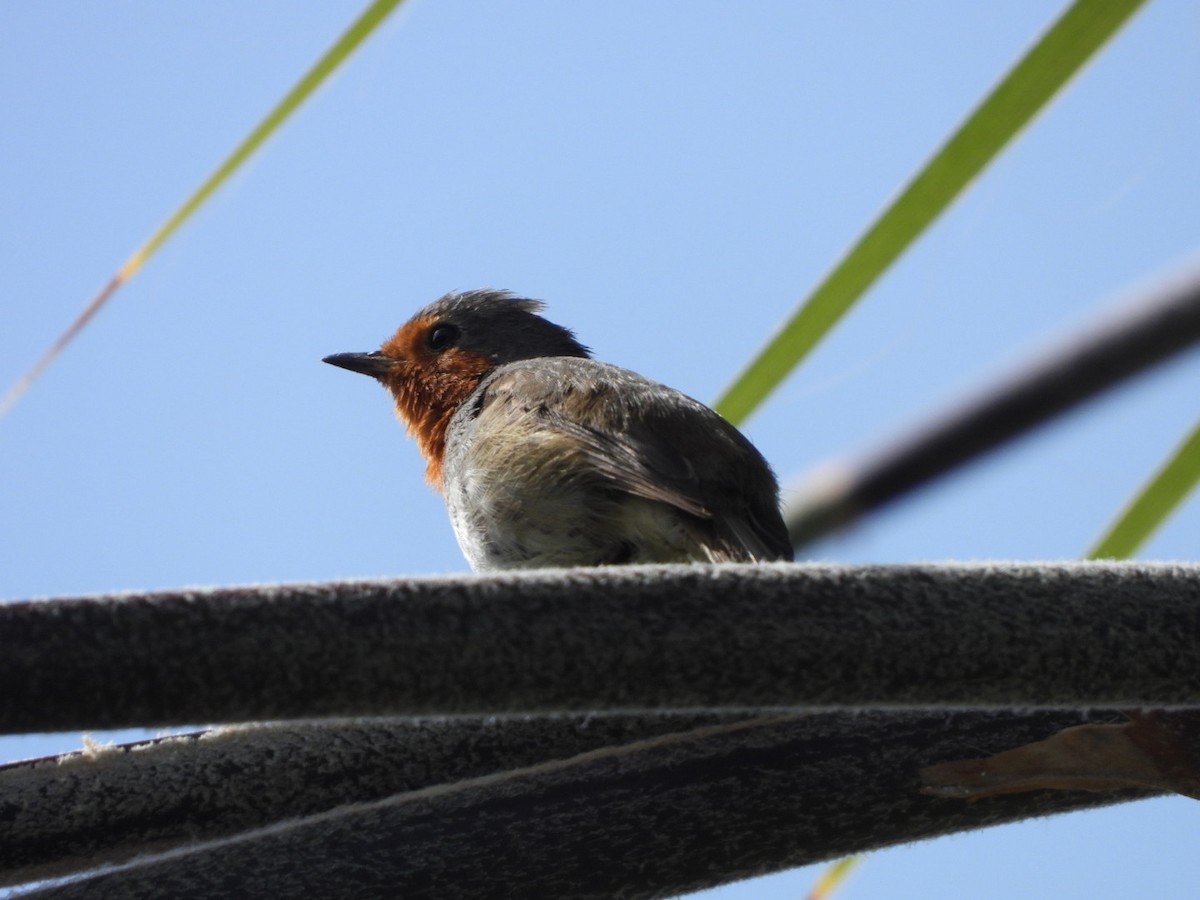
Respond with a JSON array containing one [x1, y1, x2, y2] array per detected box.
[[3, 563, 1198, 733], [2, 563, 1196, 896], [6, 710, 1151, 898]]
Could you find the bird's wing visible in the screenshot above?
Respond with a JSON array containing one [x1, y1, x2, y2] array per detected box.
[[477, 360, 792, 561]]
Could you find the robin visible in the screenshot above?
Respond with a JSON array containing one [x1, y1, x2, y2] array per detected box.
[[324, 290, 793, 570]]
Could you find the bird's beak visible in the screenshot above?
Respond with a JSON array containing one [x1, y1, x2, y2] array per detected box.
[[322, 351, 398, 379]]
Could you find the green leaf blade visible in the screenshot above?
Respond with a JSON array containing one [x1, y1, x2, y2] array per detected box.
[[135, 0, 406, 267], [1088, 418, 1200, 560], [714, 0, 1148, 425]]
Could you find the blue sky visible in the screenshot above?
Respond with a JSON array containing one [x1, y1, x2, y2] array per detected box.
[[2, 2, 1199, 897]]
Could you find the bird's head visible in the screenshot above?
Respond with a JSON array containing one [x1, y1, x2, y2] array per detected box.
[[323, 289, 590, 487]]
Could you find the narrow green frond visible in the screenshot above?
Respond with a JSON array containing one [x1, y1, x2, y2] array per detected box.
[[128, 0, 405, 272], [1088, 418, 1200, 559], [714, 0, 1147, 425], [0, 0, 406, 420], [806, 855, 861, 900]]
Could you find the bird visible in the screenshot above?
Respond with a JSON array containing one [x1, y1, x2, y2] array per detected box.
[[323, 289, 793, 570]]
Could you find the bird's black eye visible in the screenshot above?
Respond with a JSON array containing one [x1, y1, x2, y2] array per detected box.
[[426, 322, 460, 352]]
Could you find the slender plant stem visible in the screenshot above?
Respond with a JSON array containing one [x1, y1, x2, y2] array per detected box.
[[0, 0, 405, 421]]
